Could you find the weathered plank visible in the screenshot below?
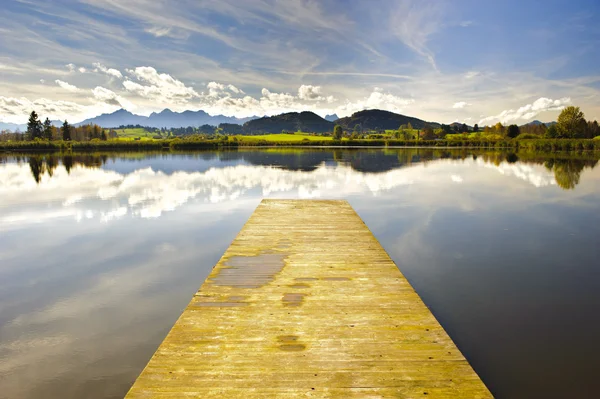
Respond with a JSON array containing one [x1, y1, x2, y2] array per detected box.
[[125, 199, 492, 398]]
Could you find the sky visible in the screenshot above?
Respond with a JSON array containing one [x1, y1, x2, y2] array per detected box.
[[1, 0, 600, 125]]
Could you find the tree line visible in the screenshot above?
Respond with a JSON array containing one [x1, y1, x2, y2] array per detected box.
[[0, 111, 117, 142]]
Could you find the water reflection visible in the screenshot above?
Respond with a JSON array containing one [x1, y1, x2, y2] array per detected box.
[[14, 150, 599, 192], [0, 150, 597, 231], [1, 149, 599, 399]]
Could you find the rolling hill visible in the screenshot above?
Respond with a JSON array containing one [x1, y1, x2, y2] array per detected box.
[[335, 109, 440, 131], [243, 111, 334, 134]]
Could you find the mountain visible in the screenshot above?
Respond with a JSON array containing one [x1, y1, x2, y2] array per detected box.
[[1, 120, 62, 131], [243, 111, 334, 134], [76, 109, 147, 127], [336, 109, 440, 131], [75, 108, 258, 128], [324, 114, 339, 122], [146, 109, 257, 128], [0, 122, 26, 131], [522, 120, 556, 127]]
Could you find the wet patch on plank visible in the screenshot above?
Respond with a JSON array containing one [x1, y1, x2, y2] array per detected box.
[[209, 253, 287, 289], [282, 293, 307, 307]]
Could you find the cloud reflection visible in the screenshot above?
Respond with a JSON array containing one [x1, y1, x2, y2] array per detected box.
[[2, 153, 594, 230]]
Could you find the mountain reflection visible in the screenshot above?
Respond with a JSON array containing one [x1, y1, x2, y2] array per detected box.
[[12, 150, 599, 191], [0, 149, 598, 227]]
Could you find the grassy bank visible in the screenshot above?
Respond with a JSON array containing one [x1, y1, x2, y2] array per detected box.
[[2, 138, 600, 151]]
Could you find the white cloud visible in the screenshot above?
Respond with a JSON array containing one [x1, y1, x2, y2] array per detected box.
[[205, 82, 245, 98], [93, 62, 123, 79], [78, 67, 87, 73], [479, 97, 571, 125], [206, 81, 225, 97], [55, 80, 80, 92], [453, 101, 470, 109], [39, 79, 45, 84], [336, 89, 414, 117], [459, 21, 473, 27], [123, 66, 199, 104], [260, 88, 297, 109], [66, 63, 76, 72], [298, 85, 334, 102], [91, 86, 134, 109]]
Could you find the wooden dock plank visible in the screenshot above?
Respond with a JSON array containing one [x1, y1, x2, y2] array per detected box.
[[125, 199, 492, 398]]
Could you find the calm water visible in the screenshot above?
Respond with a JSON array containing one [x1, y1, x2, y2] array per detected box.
[[1, 149, 599, 399]]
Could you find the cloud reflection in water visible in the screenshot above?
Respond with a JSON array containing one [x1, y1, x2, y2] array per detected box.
[[2, 153, 586, 230]]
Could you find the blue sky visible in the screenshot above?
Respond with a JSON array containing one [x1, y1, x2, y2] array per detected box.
[[1, 0, 599, 125]]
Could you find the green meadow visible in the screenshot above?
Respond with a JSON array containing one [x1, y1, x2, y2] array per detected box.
[[235, 133, 332, 142]]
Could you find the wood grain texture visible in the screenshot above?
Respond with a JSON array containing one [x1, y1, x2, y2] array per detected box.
[[125, 199, 492, 398]]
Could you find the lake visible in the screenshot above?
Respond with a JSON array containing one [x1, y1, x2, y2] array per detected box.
[[1, 148, 599, 398]]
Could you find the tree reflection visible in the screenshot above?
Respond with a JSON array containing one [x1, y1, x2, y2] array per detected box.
[[28, 156, 45, 184], [25, 153, 110, 183], [552, 159, 597, 190], [9, 149, 600, 189]]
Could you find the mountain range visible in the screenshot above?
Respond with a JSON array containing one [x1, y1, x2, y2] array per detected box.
[[0, 120, 62, 131], [75, 108, 259, 128], [1, 108, 558, 133]]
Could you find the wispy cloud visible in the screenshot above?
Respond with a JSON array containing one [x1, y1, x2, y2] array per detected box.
[[145, 26, 171, 38], [390, 0, 443, 70]]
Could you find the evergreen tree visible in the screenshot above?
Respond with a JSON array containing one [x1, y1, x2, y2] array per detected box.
[[473, 124, 479, 132], [101, 130, 108, 141], [62, 120, 72, 141], [43, 118, 53, 140], [26, 111, 43, 140], [507, 124, 520, 138]]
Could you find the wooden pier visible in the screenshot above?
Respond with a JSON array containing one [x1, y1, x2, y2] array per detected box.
[[125, 200, 492, 398]]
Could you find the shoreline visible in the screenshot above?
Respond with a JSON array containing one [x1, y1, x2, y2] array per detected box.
[[1, 138, 599, 152]]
